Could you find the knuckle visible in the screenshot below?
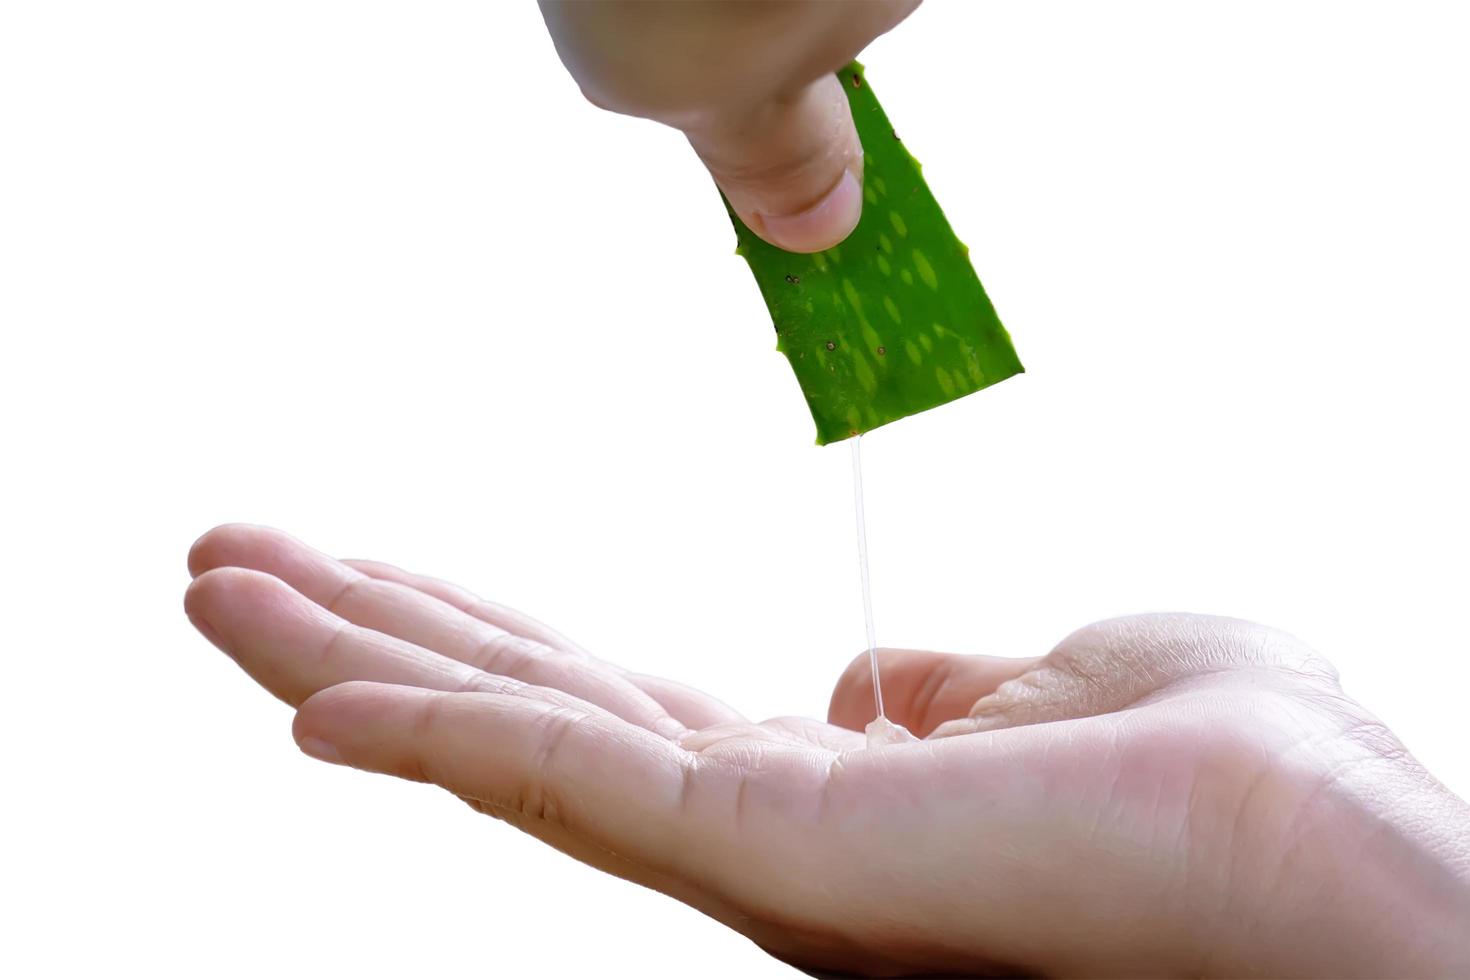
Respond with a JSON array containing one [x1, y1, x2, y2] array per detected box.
[[471, 633, 545, 676], [505, 706, 583, 827]]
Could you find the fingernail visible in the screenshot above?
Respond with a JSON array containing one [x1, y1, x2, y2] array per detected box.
[[298, 736, 343, 765], [188, 613, 226, 652], [758, 168, 863, 254]]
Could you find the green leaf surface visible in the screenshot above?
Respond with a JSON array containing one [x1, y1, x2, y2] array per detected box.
[[728, 62, 1023, 445]]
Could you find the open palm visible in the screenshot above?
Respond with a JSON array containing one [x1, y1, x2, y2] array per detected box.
[[185, 525, 1468, 978]]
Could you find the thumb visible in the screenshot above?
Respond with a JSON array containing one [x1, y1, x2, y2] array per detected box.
[[689, 72, 864, 254], [828, 648, 1041, 738]]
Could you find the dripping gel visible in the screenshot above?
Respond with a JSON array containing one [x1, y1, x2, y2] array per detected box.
[[850, 435, 918, 748]]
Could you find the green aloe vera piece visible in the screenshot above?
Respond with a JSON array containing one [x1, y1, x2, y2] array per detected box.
[[728, 61, 1023, 445]]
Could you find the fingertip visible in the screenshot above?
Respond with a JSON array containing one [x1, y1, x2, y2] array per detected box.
[[182, 567, 227, 630], [185, 566, 330, 681], [295, 681, 397, 745], [697, 72, 864, 254], [751, 166, 863, 253], [187, 522, 284, 577], [297, 680, 426, 731], [190, 524, 361, 607], [187, 523, 242, 577], [184, 566, 231, 653], [293, 685, 342, 743], [295, 682, 449, 783], [181, 569, 235, 658], [296, 735, 344, 765], [294, 684, 376, 766], [185, 565, 288, 620]]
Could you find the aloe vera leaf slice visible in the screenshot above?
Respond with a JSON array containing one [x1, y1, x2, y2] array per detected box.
[[727, 61, 1023, 445]]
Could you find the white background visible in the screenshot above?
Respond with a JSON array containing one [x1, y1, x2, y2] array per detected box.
[[3, 2, 1467, 977]]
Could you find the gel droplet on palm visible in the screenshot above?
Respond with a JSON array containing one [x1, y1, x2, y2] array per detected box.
[[865, 715, 918, 746], [851, 436, 919, 749]]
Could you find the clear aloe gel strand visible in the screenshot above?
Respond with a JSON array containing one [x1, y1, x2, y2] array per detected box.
[[849, 436, 918, 748], [850, 436, 883, 716]]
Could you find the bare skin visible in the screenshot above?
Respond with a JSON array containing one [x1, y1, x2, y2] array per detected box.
[[186, 524, 1470, 977], [538, 0, 921, 253]]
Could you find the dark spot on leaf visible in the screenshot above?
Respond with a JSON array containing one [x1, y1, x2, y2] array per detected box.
[[851, 72, 862, 88], [825, 341, 837, 351], [877, 346, 886, 356], [784, 274, 800, 284]]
